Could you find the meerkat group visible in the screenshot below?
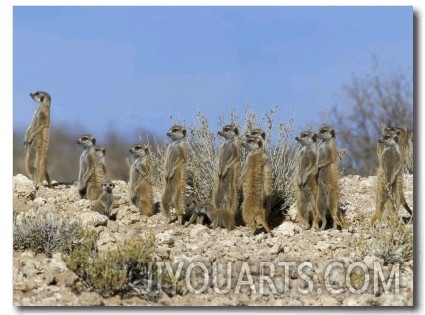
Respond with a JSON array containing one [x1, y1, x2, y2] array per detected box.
[[22, 91, 412, 230]]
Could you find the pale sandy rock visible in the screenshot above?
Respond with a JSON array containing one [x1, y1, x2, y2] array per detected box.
[[79, 211, 108, 227], [344, 294, 376, 306]]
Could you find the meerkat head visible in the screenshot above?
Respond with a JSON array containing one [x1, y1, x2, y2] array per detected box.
[[167, 125, 186, 141], [218, 124, 239, 140], [250, 128, 266, 140], [185, 196, 198, 211], [378, 132, 399, 147], [317, 125, 335, 141], [295, 130, 317, 146], [129, 143, 149, 158], [30, 91, 51, 106], [241, 134, 263, 152], [77, 134, 96, 148], [94, 146, 106, 158], [101, 181, 115, 193]]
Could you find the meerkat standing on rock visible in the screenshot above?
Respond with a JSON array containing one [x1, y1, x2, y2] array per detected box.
[[250, 128, 272, 221], [128, 143, 154, 216], [294, 131, 319, 229], [76, 137, 107, 200], [24, 91, 52, 189], [93, 181, 115, 217], [314, 125, 345, 230], [162, 125, 187, 224], [212, 124, 241, 230], [378, 126, 412, 217], [240, 135, 271, 235], [371, 132, 404, 225]]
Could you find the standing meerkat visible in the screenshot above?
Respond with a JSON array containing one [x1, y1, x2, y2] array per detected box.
[[24, 91, 52, 189], [294, 131, 319, 229], [78, 144, 107, 200], [128, 143, 154, 216], [92, 181, 115, 217], [378, 126, 412, 217], [212, 124, 241, 230], [314, 125, 345, 230], [161, 125, 187, 224], [371, 133, 404, 225], [250, 128, 272, 221], [77, 134, 96, 198], [240, 135, 272, 235]]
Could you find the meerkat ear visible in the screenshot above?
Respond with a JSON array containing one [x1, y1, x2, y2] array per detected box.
[[144, 147, 149, 154], [40, 95, 45, 102], [182, 128, 187, 137], [234, 127, 239, 136], [92, 138, 96, 145], [312, 133, 318, 142], [102, 147, 106, 155], [330, 129, 335, 138], [257, 139, 263, 147], [394, 135, 399, 143], [261, 131, 265, 140]]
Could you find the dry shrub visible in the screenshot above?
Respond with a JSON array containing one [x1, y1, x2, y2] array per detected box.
[[13, 210, 89, 258], [63, 232, 171, 300]]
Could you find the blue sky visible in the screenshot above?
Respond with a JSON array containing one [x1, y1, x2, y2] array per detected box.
[[13, 6, 413, 140]]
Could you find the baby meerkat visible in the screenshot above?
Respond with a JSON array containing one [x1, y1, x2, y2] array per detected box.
[[250, 128, 272, 220], [24, 91, 52, 189], [240, 135, 272, 235], [371, 132, 404, 225], [294, 131, 318, 229], [314, 125, 346, 230], [93, 181, 115, 218], [128, 143, 154, 216], [186, 197, 230, 228], [161, 125, 187, 224], [212, 124, 241, 230]]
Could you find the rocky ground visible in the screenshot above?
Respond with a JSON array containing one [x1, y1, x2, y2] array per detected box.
[[12, 174, 414, 306]]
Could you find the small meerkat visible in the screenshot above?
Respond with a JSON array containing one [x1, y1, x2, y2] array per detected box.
[[24, 91, 52, 189], [92, 181, 115, 217], [186, 197, 210, 225], [128, 143, 154, 216], [371, 133, 404, 225], [314, 125, 345, 231], [240, 135, 272, 235], [250, 128, 272, 220], [186, 197, 230, 228], [161, 125, 187, 224], [212, 124, 241, 230], [377, 126, 412, 216], [294, 131, 319, 229]]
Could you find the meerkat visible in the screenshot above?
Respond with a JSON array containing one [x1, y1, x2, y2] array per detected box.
[[212, 124, 241, 230], [186, 197, 210, 225], [371, 132, 404, 225], [128, 143, 154, 216], [294, 131, 319, 229], [314, 125, 346, 231], [24, 91, 52, 189], [377, 126, 412, 216], [161, 125, 187, 224], [239, 135, 272, 235], [250, 128, 273, 220], [77, 135, 96, 198], [77, 137, 105, 199], [186, 197, 231, 228], [92, 181, 115, 218]]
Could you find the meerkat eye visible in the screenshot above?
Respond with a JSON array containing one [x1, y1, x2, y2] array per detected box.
[[172, 129, 178, 133], [320, 129, 325, 134], [301, 133, 306, 138]]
